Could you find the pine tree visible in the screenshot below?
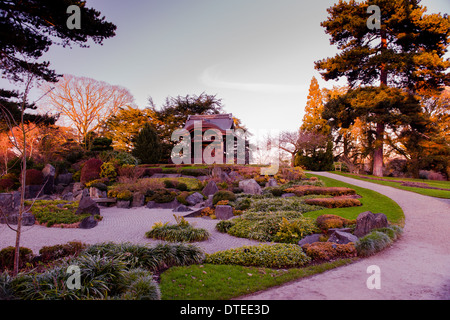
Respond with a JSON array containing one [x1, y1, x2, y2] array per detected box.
[[301, 77, 330, 135], [131, 123, 162, 164], [316, 0, 450, 176]]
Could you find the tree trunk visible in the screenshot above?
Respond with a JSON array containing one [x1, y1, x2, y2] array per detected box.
[[372, 29, 388, 177], [372, 122, 384, 177]]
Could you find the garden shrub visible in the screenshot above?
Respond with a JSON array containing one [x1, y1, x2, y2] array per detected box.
[[355, 226, 403, 257], [24, 169, 44, 186], [315, 214, 355, 231], [145, 216, 210, 242], [284, 186, 356, 197], [38, 242, 87, 263], [226, 211, 318, 242], [146, 189, 178, 203], [116, 190, 133, 201], [176, 191, 191, 205], [85, 179, 108, 191], [0, 247, 33, 271], [142, 167, 163, 177], [0, 177, 15, 192], [204, 244, 311, 268], [234, 197, 251, 210], [180, 168, 209, 177], [216, 220, 236, 233], [99, 161, 117, 181], [304, 197, 361, 208], [25, 200, 91, 227], [80, 158, 103, 184], [212, 190, 236, 205], [302, 242, 357, 261], [273, 217, 319, 244], [107, 178, 164, 197], [247, 197, 320, 213]]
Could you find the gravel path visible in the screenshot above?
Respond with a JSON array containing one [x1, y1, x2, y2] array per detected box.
[[0, 206, 262, 255], [240, 172, 450, 300]]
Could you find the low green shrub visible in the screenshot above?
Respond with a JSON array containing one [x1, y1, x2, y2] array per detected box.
[[304, 197, 361, 208], [315, 214, 356, 230], [247, 197, 320, 213], [204, 244, 311, 268], [38, 242, 87, 263], [212, 190, 236, 205], [0, 247, 33, 271], [273, 217, 319, 244], [356, 230, 394, 257], [226, 211, 318, 242], [146, 189, 178, 203], [145, 216, 210, 242], [215, 220, 236, 233], [25, 200, 91, 227]]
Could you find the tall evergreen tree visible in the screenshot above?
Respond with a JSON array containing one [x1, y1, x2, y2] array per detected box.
[[131, 123, 162, 164], [315, 0, 450, 176], [301, 77, 330, 135]]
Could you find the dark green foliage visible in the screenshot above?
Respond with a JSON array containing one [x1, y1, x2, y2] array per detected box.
[[38, 242, 87, 263], [0, 0, 117, 83], [131, 123, 162, 164], [146, 189, 178, 203], [295, 141, 334, 171], [145, 217, 210, 243], [212, 190, 236, 205], [24, 169, 44, 186], [0, 247, 33, 271]]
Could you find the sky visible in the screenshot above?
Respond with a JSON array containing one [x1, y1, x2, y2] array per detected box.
[[5, 0, 450, 137]]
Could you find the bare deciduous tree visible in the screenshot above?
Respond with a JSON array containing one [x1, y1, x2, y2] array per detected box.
[[40, 74, 135, 146]]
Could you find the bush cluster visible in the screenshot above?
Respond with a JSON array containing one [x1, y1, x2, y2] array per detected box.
[[0, 247, 33, 272], [304, 197, 361, 208], [25, 200, 93, 228], [38, 242, 87, 263], [204, 244, 311, 268], [302, 242, 357, 261], [355, 226, 403, 257], [315, 214, 356, 231], [284, 186, 356, 197], [212, 190, 236, 205], [221, 211, 318, 243], [0, 242, 204, 300], [145, 216, 210, 243], [247, 197, 320, 213]]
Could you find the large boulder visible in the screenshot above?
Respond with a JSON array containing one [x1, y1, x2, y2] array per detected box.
[[298, 234, 322, 246], [79, 215, 98, 229], [146, 199, 181, 209], [328, 230, 358, 244], [0, 193, 14, 214], [239, 179, 262, 195], [75, 189, 100, 216], [173, 204, 193, 213], [202, 181, 219, 197], [131, 193, 145, 208], [265, 178, 278, 188], [56, 173, 73, 186], [354, 211, 389, 238], [215, 205, 234, 220], [185, 192, 204, 206]]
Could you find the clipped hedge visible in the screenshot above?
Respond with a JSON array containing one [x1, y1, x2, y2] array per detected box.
[[302, 242, 357, 261], [284, 186, 356, 197], [304, 197, 361, 208], [204, 244, 311, 268]]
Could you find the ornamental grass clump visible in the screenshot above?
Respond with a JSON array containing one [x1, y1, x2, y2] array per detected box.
[[145, 215, 210, 243], [204, 244, 311, 268]]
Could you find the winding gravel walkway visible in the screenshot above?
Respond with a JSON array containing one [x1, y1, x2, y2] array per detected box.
[[0, 206, 263, 256], [240, 172, 450, 300]]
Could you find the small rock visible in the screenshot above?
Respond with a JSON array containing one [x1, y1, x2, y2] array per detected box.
[[202, 181, 219, 197], [215, 205, 234, 220], [79, 215, 98, 229], [186, 192, 204, 206], [75, 189, 100, 216], [265, 178, 278, 188], [173, 205, 193, 212], [117, 200, 131, 209], [327, 230, 358, 244], [298, 234, 322, 246]]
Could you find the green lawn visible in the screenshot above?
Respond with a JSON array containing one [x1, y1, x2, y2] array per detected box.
[[160, 259, 355, 300], [330, 171, 450, 199], [304, 173, 405, 226]]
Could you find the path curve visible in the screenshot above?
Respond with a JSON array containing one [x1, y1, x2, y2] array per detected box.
[[240, 172, 450, 300]]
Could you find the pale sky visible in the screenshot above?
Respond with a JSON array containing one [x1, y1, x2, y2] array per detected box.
[[5, 0, 450, 136]]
